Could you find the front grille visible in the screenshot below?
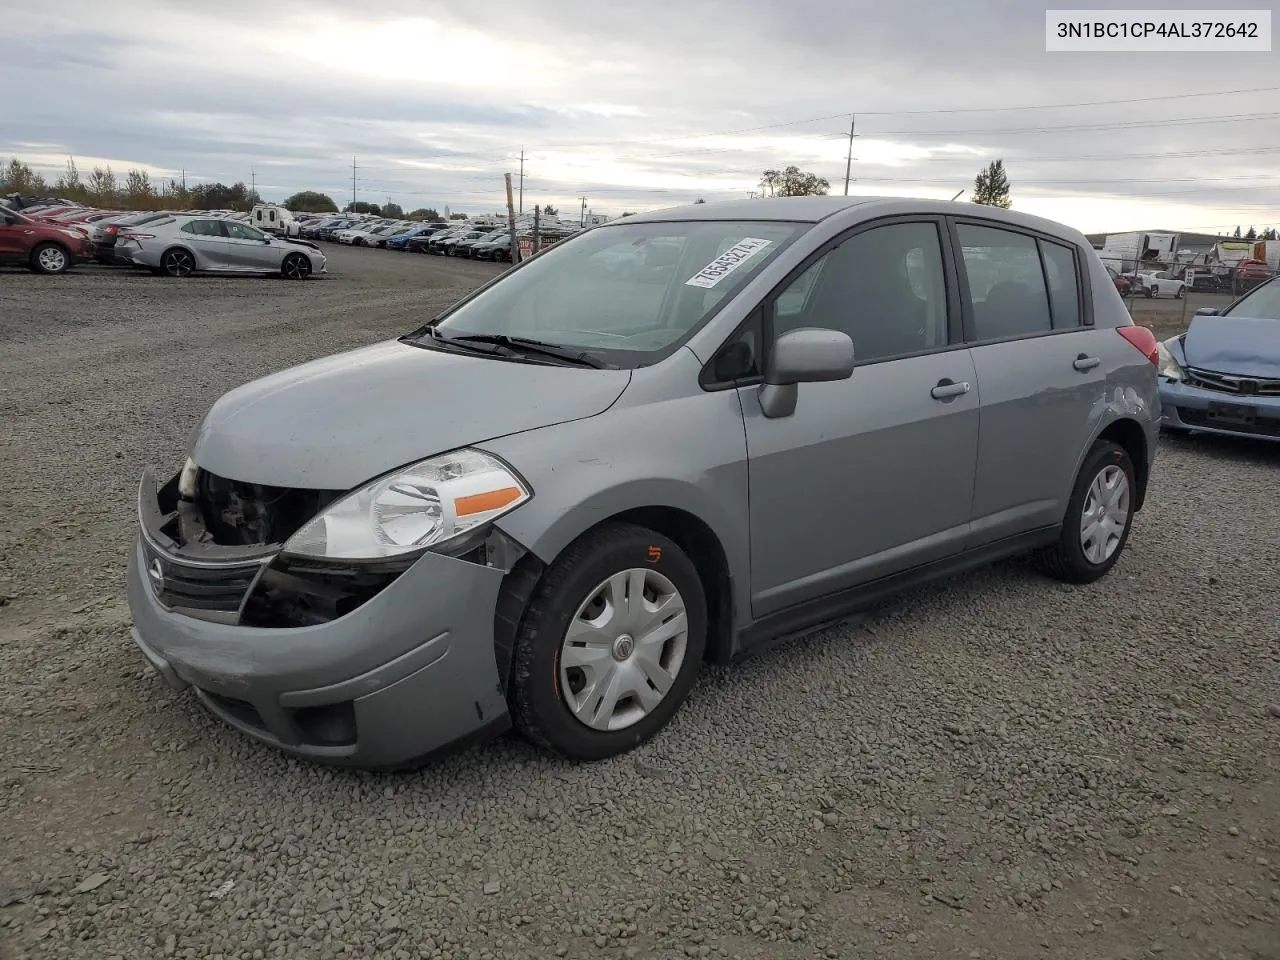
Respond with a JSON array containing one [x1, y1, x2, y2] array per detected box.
[[142, 540, 263, 614], [1177, 406, 1280, 438], [1185, 367, 1280, 397]]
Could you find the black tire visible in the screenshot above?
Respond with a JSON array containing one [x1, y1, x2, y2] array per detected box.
[[1032, 440, 1136, 585], [281, 253, 311, 281], [509, 523, 707, 761], [160, 247, 195, 278], [30, 242, 70, 275], [1174, 286, 1183, 299]]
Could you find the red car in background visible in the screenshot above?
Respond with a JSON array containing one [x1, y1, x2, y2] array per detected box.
[[0, 206, 94, 273]]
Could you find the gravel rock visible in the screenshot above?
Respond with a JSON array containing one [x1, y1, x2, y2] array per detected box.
[[2, 249, 1278, 959]]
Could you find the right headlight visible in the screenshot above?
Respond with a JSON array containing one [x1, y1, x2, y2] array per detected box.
[[283, 448, 531, 560], [1156, 339, 1184, 381]]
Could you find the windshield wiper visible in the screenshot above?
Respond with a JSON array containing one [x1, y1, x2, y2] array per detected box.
[[443, 333, 610, 369]]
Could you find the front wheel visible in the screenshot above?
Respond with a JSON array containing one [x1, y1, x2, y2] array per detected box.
[[509, 523, 707, 761], [1032, 439, 1136, 584], [281, 253, 311, 280], [31, 242, 70, 275]]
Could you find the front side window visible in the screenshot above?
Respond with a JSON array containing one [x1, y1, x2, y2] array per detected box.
[[772, 221, 949, 364], [226, 222, 266, 241], [422, 219, 808, 367], [958, 223, 1053, 340]]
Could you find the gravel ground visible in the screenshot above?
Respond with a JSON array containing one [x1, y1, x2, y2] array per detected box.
[[1, 245, 1277, 960]]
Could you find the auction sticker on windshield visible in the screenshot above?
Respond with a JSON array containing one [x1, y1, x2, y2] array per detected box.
[[685, 238, 773, 289]]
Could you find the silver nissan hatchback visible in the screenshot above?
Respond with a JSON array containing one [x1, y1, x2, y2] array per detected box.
[[127, 197, 1161, 767]]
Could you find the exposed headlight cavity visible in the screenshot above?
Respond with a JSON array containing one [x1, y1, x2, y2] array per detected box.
[[283, 449, 531, 560]]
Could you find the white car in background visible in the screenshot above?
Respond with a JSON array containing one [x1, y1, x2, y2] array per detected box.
[[1136, 271, 1186, 299]]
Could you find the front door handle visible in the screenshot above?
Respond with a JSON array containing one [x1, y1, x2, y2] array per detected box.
[[1073, 354, 1101, 372], [930, 379, 971, 400]]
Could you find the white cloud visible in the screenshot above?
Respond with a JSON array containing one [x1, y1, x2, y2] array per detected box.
[[1, 0, 1277, 232]]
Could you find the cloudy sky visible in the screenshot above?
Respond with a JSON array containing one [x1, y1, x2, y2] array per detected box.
[[3, 0, 1277, 233]]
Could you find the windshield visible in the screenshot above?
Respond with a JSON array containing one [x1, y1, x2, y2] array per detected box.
[[422, 219, 808, 365], [1222, 279, 1280, 320]]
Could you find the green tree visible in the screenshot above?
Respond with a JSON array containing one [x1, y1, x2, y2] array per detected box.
[[760, 166, 830, 197], [344, 201, 381, 215], [86, 165, 118, 205], [1261, 227, 1278, 240], [123, 168, 154, 206], [408, 207, 441, 221], [1245, 225, 1257, 240], [543, 204, 558, 216], [55, 157, 83, 194], [382, 202, 405, 219], [971, 160, 1012, 208], [283, 190, 338, 213], [2, 158, 49, 195], [1233, 225, 1242, 238], [694, 198, 706, 204], [448, 212, 468, 220]]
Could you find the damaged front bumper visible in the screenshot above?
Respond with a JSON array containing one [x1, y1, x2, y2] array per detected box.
[[126, 468, 513, 767]]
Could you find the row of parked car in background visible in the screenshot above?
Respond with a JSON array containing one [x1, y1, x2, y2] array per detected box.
[[1, 195, 324, 278], [296, 212, 582, 261]]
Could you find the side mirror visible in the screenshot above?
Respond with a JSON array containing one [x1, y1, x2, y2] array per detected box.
[[759, 327, 855, 418], [1194, 307, 1218, 316]]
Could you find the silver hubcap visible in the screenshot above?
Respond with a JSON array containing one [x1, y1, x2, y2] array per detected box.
[[1080, 464, 1130, 564], [38, 248, 65, 271], [284, 256, 307, 279], [166, 252, 192, 276], [559, 568, 688, 732]]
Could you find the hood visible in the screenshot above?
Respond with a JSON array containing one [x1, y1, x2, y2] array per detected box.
[[190, 340, 632, 489], [1182, 315, 1280, 377]]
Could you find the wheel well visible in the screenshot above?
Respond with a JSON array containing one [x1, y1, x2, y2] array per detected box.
[[611, 507, 734, 665], [1098, 418, 1149, 511], [492, 506, 736, 689]]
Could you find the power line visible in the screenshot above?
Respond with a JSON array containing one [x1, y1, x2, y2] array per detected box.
[[529, 85, 1280, 150]]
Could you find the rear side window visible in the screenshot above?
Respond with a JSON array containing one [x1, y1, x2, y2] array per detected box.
[[182, 219, 226, 237], [1039, 239, 1082, 328], [957, 224, 1052, 340]]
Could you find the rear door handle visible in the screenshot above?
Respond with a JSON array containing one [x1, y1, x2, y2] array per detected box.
[[1073, 354, 1101, 372], [930, 379, 971, 400]]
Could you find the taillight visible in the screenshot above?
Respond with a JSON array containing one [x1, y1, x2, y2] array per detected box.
[[123, 233, 155, 240], [105, 225, 118, 235], [1117, 325, 1159, 366]]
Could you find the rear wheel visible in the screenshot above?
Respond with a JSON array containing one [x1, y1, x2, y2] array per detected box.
[[1033, 440, 1136, 584], [509, 523, 707, 761], [161, 248, 195, 278], [30, 243, 70, 275], [281, 253, 311, 280]]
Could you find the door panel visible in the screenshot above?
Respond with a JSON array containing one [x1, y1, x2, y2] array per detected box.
[[743, 350, 979, 617], [741, 218, 978, 619], [223, 223, 277, 271], [954, 222, 1105, 543], [967, 332, 1105, 540], [0, 222, 23, 260]]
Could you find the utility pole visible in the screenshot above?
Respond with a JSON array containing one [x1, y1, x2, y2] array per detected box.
[[843, 114, 857, 196], [533, 204, 541, 254], [181, 168, 186, 191], [351, 155, 357, 211], [579, 196, 588, 227], [518, 147, 525, 215], [505, 173, 521, 264]]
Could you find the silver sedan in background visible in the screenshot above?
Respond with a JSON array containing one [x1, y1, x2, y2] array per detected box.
[[116, 215, 327, 279]]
